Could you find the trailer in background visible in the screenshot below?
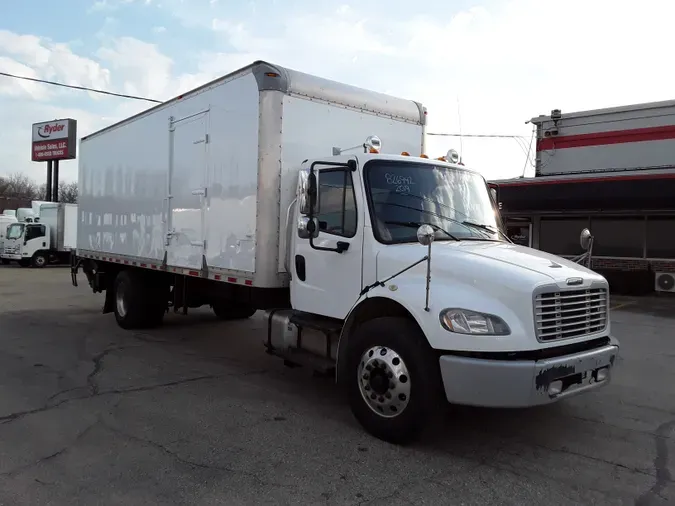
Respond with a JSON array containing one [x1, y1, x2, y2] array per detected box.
[[491, 99, 675, 295]]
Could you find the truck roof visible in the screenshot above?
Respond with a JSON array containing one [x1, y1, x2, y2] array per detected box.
[[82, 60, 426, 142], [530, 98, 675, 125], [356, 153, 483, 177]]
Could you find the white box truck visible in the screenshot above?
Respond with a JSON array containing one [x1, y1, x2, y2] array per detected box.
[[70, 61, 619, 443], [2, 202, 77, 267], [0, 213, 18, 263]]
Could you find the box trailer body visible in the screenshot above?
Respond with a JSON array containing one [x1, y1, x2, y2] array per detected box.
[[532, 99, 675, 176], [76, 61, 426, 288], [71, 61, 619, 444]]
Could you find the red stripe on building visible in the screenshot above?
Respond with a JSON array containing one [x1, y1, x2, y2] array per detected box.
[[537, 125, 675, 151], [495, 172, 675, 187]]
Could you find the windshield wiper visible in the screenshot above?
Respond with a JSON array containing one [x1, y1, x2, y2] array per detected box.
[[384, 220, 459, 241], [462, 221, 512, 242]]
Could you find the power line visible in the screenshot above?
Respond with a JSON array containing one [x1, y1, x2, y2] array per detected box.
[[0, 71, 162, 103], [0, 71, 532, 140], [427, 132, 526, 139]]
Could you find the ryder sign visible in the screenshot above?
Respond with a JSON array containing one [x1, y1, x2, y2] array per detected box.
[[31, 118, 77, 162]]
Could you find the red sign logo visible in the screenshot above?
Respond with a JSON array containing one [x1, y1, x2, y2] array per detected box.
[[37, 123, 66, 139]]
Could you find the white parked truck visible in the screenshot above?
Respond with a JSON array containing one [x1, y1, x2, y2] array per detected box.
[[70, 61, 619, 443], [2, 202, 77, 267], [0, 213, 18, 263]]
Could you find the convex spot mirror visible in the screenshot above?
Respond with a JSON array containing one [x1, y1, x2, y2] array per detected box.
[[580, 228, 593, 251], [298, 216, 320, 239], [417, 224, 435, 246]]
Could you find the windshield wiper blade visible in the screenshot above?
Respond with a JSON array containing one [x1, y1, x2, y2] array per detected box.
[[384, 220, 460, 241], [462, 221, 511, 242]]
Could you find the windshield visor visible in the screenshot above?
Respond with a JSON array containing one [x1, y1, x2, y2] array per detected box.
[[364, 160, 503, 243]]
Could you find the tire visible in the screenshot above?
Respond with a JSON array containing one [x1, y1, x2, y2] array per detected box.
[[212, 301, 256, 320], [113, 270, 166, 329], [346, 316, 444, 445], [31, 252, 48, 268]]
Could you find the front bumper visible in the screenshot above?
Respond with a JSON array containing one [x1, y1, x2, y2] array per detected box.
[[439, 336, 619, 408], [0, 254, 21, 260]]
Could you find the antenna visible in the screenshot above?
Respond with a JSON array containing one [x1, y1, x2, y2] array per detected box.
[[456, 95, 464, 164]]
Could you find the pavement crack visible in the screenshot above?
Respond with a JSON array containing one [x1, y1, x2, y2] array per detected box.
[[635, 418, 675, 506], [0, 420, 98, 477], [0, 370, 268, 426], [99, 421, 297, 491]]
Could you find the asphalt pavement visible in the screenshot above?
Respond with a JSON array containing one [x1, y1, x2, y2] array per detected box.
[[0, 265, 673, 505]]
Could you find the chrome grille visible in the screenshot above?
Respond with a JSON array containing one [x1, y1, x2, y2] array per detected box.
[[535, 288, 608, 342]]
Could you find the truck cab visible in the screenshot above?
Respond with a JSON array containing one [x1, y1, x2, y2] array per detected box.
[[1, 222, 51, 267], [271, 136, 618, 442]]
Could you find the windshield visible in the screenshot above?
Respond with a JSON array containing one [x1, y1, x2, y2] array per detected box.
[[364, 160, 504, 243], [6, 223, 24, 240]]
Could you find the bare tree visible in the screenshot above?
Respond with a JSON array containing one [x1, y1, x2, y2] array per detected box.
[[1, 173, 39, 200], [0, 173, 78, 203], [58, 181, 78, 203]]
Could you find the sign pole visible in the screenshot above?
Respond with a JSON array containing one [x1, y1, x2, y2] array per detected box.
[[53, 160, 60, 202], [46, 160, 53, 202]]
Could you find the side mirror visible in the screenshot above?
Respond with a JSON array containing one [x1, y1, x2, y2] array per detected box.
[[580, 228, 593, 251], [298, 170, 320, 215], [298, 216, 320, 239], [416, 224, 435, 246]]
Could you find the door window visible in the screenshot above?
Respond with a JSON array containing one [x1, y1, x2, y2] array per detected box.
[[25, 225, 46, 241], [316, 169, 357, 238]]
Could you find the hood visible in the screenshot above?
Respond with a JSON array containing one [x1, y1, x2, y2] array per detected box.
[[376, 239, 605, 290]]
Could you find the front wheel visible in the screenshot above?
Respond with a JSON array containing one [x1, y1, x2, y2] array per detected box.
[[346, 316, 444, 445], [31, 252, 48, 268]]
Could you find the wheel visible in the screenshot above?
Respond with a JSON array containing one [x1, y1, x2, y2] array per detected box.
[[212, 301, 256, 320], [113, 270, 166, 329], [31, 252, 48, 268], [346, 316, 444, 445]]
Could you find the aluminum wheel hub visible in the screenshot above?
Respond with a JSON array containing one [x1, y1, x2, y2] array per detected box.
[[357, 345, 411, 418]]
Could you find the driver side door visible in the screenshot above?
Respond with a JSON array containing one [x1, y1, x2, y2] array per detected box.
[[290, 161, 364, 319]]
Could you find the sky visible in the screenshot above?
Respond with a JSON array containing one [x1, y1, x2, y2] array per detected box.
[[2, 0, 675, 184]]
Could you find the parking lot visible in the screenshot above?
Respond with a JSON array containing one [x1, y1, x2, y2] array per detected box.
[[0, 266, 673, 506]]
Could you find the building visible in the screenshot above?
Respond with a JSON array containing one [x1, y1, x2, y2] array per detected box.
[[490, 100, 675, 295]]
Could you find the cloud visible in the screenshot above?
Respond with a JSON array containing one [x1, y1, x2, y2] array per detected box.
[[3, 0, 675, 186]]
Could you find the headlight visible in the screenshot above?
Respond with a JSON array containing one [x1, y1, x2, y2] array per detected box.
[[439, 308, 510, 335]]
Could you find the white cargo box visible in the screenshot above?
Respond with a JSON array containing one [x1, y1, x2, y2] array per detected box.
[[39, 203, 78, 251], [76, 60, 427, 288]]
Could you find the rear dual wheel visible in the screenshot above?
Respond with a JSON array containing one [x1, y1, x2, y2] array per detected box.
[[113, 270, 167, 329]]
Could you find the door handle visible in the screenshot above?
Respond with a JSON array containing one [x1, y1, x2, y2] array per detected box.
[[336, 241, 349, 253]]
